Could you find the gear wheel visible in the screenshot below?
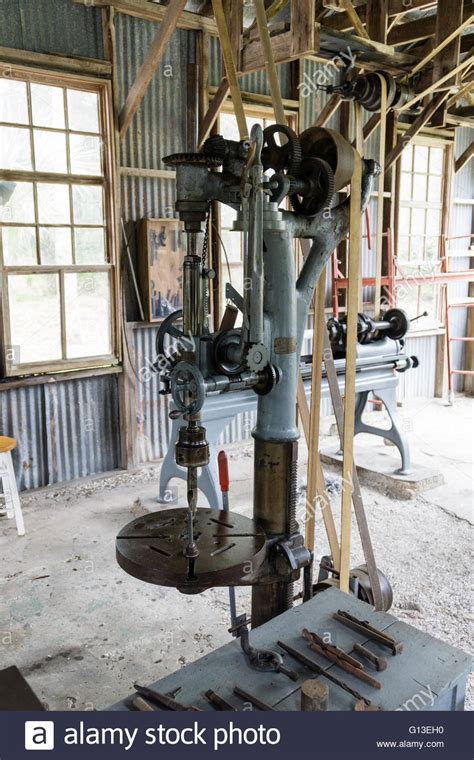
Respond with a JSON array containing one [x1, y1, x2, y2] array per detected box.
[[261, 124, 302, 175], [245, 343, 269, 373], [290, 157, 335, 216], [163, 152, 223, 168]]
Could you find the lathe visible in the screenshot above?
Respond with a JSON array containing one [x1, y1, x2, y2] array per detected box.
[[117, 123, 391, 627]]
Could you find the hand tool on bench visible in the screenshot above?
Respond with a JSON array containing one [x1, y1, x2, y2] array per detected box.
[[133, 683, 203, 711], [333, 610, 403, 655], [233, 686, 277, 711], [302, 628, 363, 669], [277, 640, 372, 706], [353, 642, 387, 672], [230, 615, 299, 681], [302, 629, 382, 689], [205, 689, 237, 711]]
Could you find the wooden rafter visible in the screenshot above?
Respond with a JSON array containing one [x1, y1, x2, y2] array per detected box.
[[118, 0, 187, 138], [455, 142, 474, 174], [322, 0, 437, 33], [388, 8, 472, 47], [431, 0, 465, 127], [385, 90, 450, 172]]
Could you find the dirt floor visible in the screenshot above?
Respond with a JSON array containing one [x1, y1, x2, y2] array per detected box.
[[0, 396, 472, 711]]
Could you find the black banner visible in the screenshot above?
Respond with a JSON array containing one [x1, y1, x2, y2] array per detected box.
[[0, 710, 471, 759]]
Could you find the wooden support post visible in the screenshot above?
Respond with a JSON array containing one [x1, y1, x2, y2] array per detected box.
[[397, 57, 472, 114], [455, 142, 474, 174], [314, 93, 342, 127], [339, 113, 362, 594], [119, 0, 187, 138], [305, 268, 340, 565], [431, 0, 465, 127], [254, 0, 286, 124], [374, 75, 387, 319], [342, 0, 369, 40], [385, 91, 450, 172], [212, 0, 248, 139], [366, 0, 388, 43], [198, 79, 230, 147]]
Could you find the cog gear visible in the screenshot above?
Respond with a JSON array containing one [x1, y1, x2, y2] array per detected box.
[[245, 343, 269, 373], [290, 157, 335, 216], [261, 124, 302, 175]]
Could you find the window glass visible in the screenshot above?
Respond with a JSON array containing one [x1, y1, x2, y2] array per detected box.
[[0, 79, 29, 124], [34, 129, 68, 173], [67, 90, 100, 133], [72, 184, 104, 224], [65, 272, 111, 358], [0, 126, 32, 171], [37, 183, 71, 224], [39, 227, 73, 265], [9, 273, 62, 363], [2, 227, 37, 265], [31, 84, 65, 129], [69, 134, 102, 176], [74, 227, 106, 264]]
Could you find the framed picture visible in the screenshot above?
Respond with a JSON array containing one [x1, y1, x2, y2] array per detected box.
[[138, 218, 185, 322]]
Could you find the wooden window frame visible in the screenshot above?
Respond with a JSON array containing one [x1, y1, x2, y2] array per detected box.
[[394, 133, 451, 331], [0, 63, 119, 378]]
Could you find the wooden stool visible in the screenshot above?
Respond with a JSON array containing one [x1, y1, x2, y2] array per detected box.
[[0, 437, 25, 536]]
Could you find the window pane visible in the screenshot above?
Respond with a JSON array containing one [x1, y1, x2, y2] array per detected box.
[[429, 147, 443, 175], [31, 84, 65, 129], [219, 112, 241, 142], [8, 273, 62, 363], [398, 236, 410, 260], [425, 236, 440, 261], [2, 227, 37, 265], [399, 207, 410, 231], [410, 236, 424, 259], [39, 227, 72, 265], [0, 79, 29, 124], [0, 126, 32, 170], [72, 184, 103, 224], [400, 144, 412, 172], [37, 183, 70, 223], [220, 229, 241, 263], [426, 209, 440, 234], [414, 145, 428, 173], [34, 129, 68, 173], [400, 172, 412, 200], [220, 203, 237, 229], [67, 90, 100, 133], [412, 174, 427, 201], [411, 207, 426, 233], [74, 227, 106, 264], [69, 134, 102, 176], [0, 181, 35, 223], [428, 175, 442, 202], [65, 272, 111, 358]]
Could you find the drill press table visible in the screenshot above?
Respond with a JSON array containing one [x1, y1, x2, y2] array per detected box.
[[108, 588, 471, 711]]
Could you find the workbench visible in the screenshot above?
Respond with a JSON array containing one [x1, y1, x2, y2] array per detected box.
[[108, 588, 471, 711]]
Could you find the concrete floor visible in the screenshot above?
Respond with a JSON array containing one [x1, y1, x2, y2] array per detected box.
[[0, 396, 472, 711]]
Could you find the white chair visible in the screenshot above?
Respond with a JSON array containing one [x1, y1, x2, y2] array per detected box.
[[0, 436, 25, 536]]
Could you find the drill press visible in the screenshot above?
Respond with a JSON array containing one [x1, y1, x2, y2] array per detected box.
[[116, 123, 381, 627]]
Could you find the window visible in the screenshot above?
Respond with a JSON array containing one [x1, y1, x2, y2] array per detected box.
[[0, 71, 117, 375], [396, 140, 446, 330]]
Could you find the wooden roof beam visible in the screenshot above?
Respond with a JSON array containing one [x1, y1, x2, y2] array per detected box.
[[455, 141, 474, 174], [385, 90, 450, 172], [322, 1, 437, 33]]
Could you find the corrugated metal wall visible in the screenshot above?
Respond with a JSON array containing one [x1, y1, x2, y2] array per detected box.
[[0, 375, 120, 490], [0, 0, 104, 59]]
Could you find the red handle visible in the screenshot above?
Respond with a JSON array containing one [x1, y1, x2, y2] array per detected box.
[[218, 450, 229, 492]]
